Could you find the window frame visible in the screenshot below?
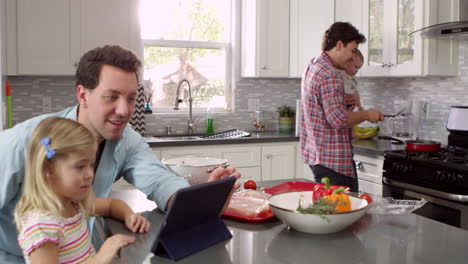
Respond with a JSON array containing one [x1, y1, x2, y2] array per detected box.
[[140, 2, 234, 114]]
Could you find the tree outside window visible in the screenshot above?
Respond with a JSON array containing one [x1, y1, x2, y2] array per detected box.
[[139, 0, 232, 112]]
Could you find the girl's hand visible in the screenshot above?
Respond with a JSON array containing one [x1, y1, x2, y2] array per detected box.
[[125, 213, 151, 233], [93, 234, 135, 264]]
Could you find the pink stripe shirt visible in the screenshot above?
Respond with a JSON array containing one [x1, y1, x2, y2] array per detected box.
[[18, 208, 95, 264]]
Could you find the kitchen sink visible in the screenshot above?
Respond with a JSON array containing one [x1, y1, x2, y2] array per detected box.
[[147, 134, 208, 141], [146, 129, 251, 142], [152, 135, 204, 141]]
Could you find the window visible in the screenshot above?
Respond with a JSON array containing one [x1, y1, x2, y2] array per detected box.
[[139, 0, 233, 113]]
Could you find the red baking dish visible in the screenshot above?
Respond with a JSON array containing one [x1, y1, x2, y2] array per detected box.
[[222, 210, 275, 223], [222, 181, 350, 222], [263, 181, 350, 195]]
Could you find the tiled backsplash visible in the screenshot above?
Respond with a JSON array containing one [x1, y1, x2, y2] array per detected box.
[[8, 41, 468, 144]]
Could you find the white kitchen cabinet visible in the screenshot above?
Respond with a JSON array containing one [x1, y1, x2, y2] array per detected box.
[[11, 0, 140, 75], [212, 146, 262, 181], [261, 143, 296, 180], [289, 0, 335, 77], [16, 0, 80, 75], [241, 0, 290, 77], [79, 0, 141, 57], [359, 0, 458, 77], [354, 154, 384, 196], [335, 0, 364, 31], [114, 142, 299, 190], [160, 147, 213, 159], [159, 144, 263, 181]]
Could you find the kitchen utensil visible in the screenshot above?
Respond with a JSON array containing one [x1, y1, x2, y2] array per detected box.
[[162, 156, 229, 185], [268, 191, 369, 234], [378, 136, 441, 151], [390, 115, 413, 138], [383, 107, 406, 118]]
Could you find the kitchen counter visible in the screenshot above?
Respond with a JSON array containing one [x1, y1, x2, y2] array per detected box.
[[146, 131, 402, 158], [101, 179, 468, 264], [352, 138, 405, 156], [145, 131, 299, 147]]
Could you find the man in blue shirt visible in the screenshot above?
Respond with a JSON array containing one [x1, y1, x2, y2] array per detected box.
[[0, 45, 240, 261]]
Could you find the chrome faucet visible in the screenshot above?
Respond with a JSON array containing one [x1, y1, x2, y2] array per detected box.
[[174, 79, 199, 134]]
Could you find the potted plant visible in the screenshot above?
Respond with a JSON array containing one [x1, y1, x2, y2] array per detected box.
[[277, 104, 295, 133]]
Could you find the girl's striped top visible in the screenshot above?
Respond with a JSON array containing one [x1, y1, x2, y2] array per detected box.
[[18, 207, 95, 263]]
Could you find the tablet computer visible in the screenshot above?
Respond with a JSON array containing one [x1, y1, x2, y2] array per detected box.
[[151, 176, 236, 261]]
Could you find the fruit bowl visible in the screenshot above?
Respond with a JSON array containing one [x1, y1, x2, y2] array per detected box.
[[268, 191, 369, 234]]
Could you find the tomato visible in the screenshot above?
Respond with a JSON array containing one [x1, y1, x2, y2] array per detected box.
[[244, 180, 257, 190], [360, 193, 373, 204]]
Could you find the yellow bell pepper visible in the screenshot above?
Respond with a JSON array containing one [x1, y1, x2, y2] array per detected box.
[[324, 187, 351, 212]]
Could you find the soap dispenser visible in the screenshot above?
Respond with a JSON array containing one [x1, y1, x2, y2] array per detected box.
[[206, 107, 215, 134]]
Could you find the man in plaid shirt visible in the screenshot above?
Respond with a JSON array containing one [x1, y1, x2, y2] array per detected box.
[[300, 22, 384, 192]]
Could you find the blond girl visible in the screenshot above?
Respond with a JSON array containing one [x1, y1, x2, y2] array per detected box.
[[14, 117, 150, 264]]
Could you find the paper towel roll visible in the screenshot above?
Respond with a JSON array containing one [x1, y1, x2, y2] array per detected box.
[[295, 99, 301, 136]]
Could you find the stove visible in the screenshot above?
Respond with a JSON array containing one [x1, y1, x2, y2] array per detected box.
[[383, 146, 468, 197], [382, 106, 468, 230]]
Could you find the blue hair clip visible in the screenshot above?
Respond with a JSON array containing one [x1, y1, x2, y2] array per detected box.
[[41, 137, 56, 159]]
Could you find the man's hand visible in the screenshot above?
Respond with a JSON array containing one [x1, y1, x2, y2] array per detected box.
[[208, 167, 241, 213], [365, 109, 384, 123], [165, 167, 241, 211], [208, 166, 241, 190]]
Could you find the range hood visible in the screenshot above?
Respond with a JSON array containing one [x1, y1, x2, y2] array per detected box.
[[411, 0, 468, 39]]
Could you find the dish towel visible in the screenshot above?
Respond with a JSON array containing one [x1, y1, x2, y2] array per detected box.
[[130, 85, 146, 136]]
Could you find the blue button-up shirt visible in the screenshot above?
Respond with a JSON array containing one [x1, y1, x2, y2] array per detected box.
[[0, 105, 189, 257]]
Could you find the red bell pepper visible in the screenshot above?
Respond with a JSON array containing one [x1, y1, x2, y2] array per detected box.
[[312, 177, 347, 201]]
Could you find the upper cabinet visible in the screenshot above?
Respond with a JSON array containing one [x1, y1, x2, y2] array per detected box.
[[9, 0, 140, 75], [15, 0, 80, 75], [289, 0, 335, 78], [241, 0, 290, 77], [79, 0, 141, 57], [358, 0, 458, 77]]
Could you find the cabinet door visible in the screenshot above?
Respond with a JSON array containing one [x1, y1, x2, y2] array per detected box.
[[261, 144, 296, 180], [335, 0, 364, 30], [361, 0, 424, 76], [160, 147, 213, 159], [358, 179, 382, 196], [241, 0, 289, 77], [289, 0, 334, 77], [354, 154, 384, 184], [213, 145, 262, 180], [16, 0, 80, 74], [257, 0, 290, 77], [79, 0, 141, 55], [387, 0, 423, 75]]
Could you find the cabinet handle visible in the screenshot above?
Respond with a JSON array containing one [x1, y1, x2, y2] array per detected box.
[[265, 154, 272, 159], [356, 161, 363, 169], [74, 62, 79, 67], [262, 65, 268, 70]]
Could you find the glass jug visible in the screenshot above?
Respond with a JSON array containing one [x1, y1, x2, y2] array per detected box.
[[391, 115, 413, 138]]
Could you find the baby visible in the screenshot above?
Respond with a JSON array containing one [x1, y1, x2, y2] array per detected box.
[[339, 49, 364, 111]]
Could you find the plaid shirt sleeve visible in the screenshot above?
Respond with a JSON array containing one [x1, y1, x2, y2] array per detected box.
[[300, 53, 355, 177]]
